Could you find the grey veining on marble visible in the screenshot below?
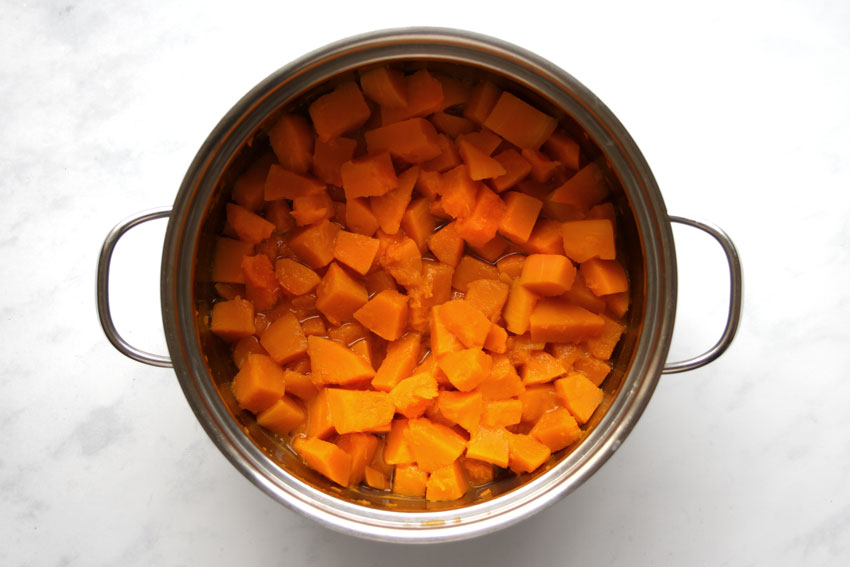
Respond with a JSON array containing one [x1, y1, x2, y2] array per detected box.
[[1, 0, 849, 565]]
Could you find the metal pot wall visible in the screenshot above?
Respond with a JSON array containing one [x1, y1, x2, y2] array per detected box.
[[97, 28, 742, 543]]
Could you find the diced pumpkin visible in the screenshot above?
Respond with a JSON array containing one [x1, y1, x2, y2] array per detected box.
[[332, 230, 380, 276], [287, 218, 340, 269], [341, 151, 399, 200], [437, 348, 493, 392], [226, 203, 275, 245], [363, 465, 390, 490], [370, 165, 416, 234], [436, 299, 492, 349], [389, 372, 439, 419], [530, 407, 582, 452], [606, 291, 630, 319], [380, 69, 444, 125], [462, 458, 495, 486], [457, 136, 507, 180], [315, 262, 368, 325], [439, 165, 479, 220], [543, 131, 581, 171], [232, 335, 266, 369], [257, 395, 306, 435], [359, 66, 407, 108], [210, 297, 255, 342], [435, 390, 483, 433], [264, 164, 326, 201], [345, 197, 380, 237], [259, 312, 308, 365], [547, 162, 608, 212], [354, 289, 409, 341], [275, 258, 321, 296], [503, 278, 539, 335], [426, 461, 470, 502], [231, 354, 287, 414], [393, 464, 429, 497], [268, 113, 314, 174], [521, 148, 561, 183], [422, 133, 461, 173], [466, 426, 510, 468], [400, 197, 436, 253], [519, 384, 559, 423], [308, 80, 371, 142], [312, 136, 357, 187], [454, 185, 507, 248], [463, 80, 501, 124], [293, 436, 352, 486], [481, 399, 523, 428], [519, 253, 576, 296], [554, 373, 604, 425], [465, 279, 510, 322], [491, 149, 533, 193], [483, 92, 557, 150], [452, 254, 499, 292], [574, 355, 611, 387], [283, 369, 318, 401], [580, 258, 629, 296], [326, 388, 394, 434], [429, 304, 464, 359], [336, 432, 380, 487], [291, 191, 334, 226], [430, 111, 477, 138], [241, 254, 281, 311], [528, 298, 605, 343], [232, 153, 275, 211], [212, 237, 253, 284], [507, 433, 552, 474], [562, 219, 616, 263], [477, 354, 525, 400], [383, 418, 415, 465], [496, 254, 526, 280], [428, 221, 465, 267], [524, 219, 565, 255], [404, 417, 467, 473], [265, 199, 294, 233], [585, 314, 626, 360], [307, 335, 375, 386], [498, 191, 543, 244], [521, 351, 566, 385], [365, 117, 442, 163], [371, 332, 421, 392]]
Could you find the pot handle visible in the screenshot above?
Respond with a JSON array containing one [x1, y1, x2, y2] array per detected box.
[[96, 208, 174, 368], [662, 216, 743, 374]]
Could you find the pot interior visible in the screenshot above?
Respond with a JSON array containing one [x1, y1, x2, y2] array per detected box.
[[186, 54, 647, 514]]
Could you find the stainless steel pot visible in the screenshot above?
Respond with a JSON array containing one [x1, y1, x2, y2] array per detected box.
[[96, 28, 742, 543]]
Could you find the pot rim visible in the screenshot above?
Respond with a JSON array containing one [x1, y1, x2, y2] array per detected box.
[[160, 27, 676, 543]]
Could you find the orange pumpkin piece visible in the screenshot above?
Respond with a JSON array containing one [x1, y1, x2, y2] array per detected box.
[[452, 254, 499, 292], [454, 185, 507, 248], [507, 433, 552, 474], [377, 233, 422, 288], [380, 69, 444, 124], [457, 136, 507, 180], [370, 165, 417, 234], [257, 395, 306, 435], [466, 426, 510, 468], [470, 235, 509, 263], [384, 418, 416, 465], [404, 417, 467, 473], [498, 191, 543, 244], [336, 432, 380, 487], [210, 297, 255, 342], [232, 153, 275, 212], [580, 258, 629, 296], [528, 298, 605, 343], [478, 354, 525, 401], [232, 335, 266, 368], [428, 221, 465, 267], [283, 369, 318, 401], [521, 351, 567, 385], [491, 149, 533, 193], [496, 254, 526, 280], [393, 464, 429, 497], [437, 299, 492, 349], [484, 323, 508, 354], [365, 117, 442, 163], [275, 258, 320, 296], [606, 291, 630, 319], [400, 197, 436, 253], [268, 113, 314, 174], [562, 271, 607, 313], [231, 354, 287, 414], [315, 262, 368, 325], [429, 111, 477, 138], [332, 230, 380, 276], [291, 191, 334, 226], [561, 219, 616, 263], [359, 66, 408, 108], [529, 407, 582, 452], [437, 348, 493, 392], [519, 384, 560, 423], [363, 268, 397, 296], [426, 461, 470, 502], [433, 73, 470, 110], [521, 148, 561, 183], [524, 219, 565, 255], [264, 164, 326, 201], [503, 278, 540, 335], [481, 399, 523, 428], [212, 237, 253, 284], [259, 312, 308, 365], [389, 372, 439, 419], [353, 289, 409, 341], [308, 80, 371, 142], [429, 304, 464, 359], [312, 136, 357, 186], [307, 335, 375, 386], [325, 388, 394, 434], [519, 253, 576, 296], [265, 199, 294, 233], [484, 92, 557, 150], [341, 151, 399, 200], [305, 388, 334, 438], [463, 80, 501, 124], [300, 316, 326, 337], [505, 334, 547, 365], [547, 162, 608, 212], [363, 465, 390, 490], [574, 355, 611, 387], [585, 314, 626, 360], [554, 373, 603, 425], [422, 133, 462, 173], [438, 165, 479, 219], [462, 458, 495, 486], [543, 131, 581, 171], [345, 197, 380, 237], [371, 332, 421, 392], [465, 279, 510, 322], [287, 218, 340, 269], [293, 436, 352, 487], [436, 390, 483, 433], [225, 203, 275, 245], [241, 254, 280, 311]]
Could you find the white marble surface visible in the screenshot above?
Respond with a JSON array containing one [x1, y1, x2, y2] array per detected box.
[[2, 0, 849, 564]]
